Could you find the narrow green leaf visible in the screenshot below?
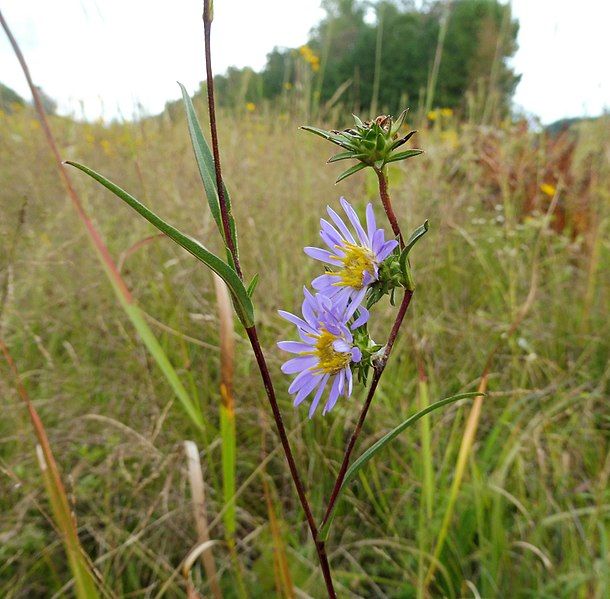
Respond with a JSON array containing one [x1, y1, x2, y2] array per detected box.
[[345, 392, 482, 488], [66, 161, 254, 328], [336, 161, 367, 183], [327, 151, 356, 163], [320, 391, 483, 538], [399, 220, 429, 289], [390, 108, 409, 136], [300, 125, 353, 150], [352, 113, 364, 128], [389, 130, 417, 151], [178, 82, 238, 261], [246, 273, 259, 297], [385, 148, 423, 164]]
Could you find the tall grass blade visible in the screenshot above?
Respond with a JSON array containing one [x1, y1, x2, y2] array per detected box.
[[1, 340, 100, 599], [212, 274, 248, 597], [0, 11, 205, 432]]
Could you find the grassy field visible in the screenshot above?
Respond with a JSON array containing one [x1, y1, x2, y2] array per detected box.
[[0, 99, 608, 597]]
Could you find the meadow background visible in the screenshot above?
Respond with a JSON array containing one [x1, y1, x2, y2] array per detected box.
[[1, 1, 609, 597]]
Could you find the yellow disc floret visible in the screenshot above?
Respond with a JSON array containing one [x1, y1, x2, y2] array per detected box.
[[309, 328, 351, 375], [331, 242, 376, 289]]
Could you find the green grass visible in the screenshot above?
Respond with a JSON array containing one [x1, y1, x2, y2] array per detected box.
[[0, 102, 608, 597]]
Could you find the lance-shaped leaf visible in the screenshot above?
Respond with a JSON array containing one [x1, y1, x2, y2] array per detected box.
[[66, 161, 254, 328], [399, 220, 429, 288], [336, 161, 368, 183], [300, 126, 357, 151], [390, 130, 417, 151], [318, 391, 483, 540], [385, 148, 424, 164], [327, 151, 359, 163], [390, 108, 409, 136], [178, 82, 238, 265]]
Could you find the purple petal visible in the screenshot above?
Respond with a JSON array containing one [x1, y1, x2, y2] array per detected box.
[[312, 273, 340, 291], [293, 372, 324, 406], [278, 310, 316, 334], [372, 229, 385, 254], [288, 369, 315, 394], [340, 197, 369, 245], [377, 239, 399, 261], [344, 288, 367, 319], [281, 356, 317, 374], [320, 219, 344, 248], [308, 374, 329, 417], [365, 203, 377, 241], [323, 373, 343, 414], [332, 339, 351, 353], [350, 347, 362, 362], [327, 206, 356, 244], [351, 307, 369, 329], [345, 366, 353, 397], [304, 246, 340, 264], [277, 341, 313, 354]]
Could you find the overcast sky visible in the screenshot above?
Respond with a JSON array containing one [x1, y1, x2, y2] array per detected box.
[[1, 0, 608, 124]]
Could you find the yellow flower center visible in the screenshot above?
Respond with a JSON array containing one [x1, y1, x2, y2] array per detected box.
[[308, 328, 351, 375], [331, 242, 376, 289]]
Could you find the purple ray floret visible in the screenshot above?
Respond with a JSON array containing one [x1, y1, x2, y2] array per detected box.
[[278, 288, 369, 417], [304, 197, 398, 301]]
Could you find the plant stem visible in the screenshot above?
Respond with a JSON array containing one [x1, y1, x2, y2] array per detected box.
[[320, 288, 413, 529], [201, 3, 336, 594], [320, 168, 413, 530], [375, 167, 404, 246], [246, 327, 336, 597], [202, 1, 242, 279]]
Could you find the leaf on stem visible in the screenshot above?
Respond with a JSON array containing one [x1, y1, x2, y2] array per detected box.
[[336, 161, 368, 183], [178, 82, 238, 263], [66, 161, 254, 328], [385, 149, 423, 164], [319, 391, 483, 540]]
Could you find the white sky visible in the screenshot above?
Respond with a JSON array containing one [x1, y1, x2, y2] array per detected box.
[[1, 0, 608, 124]]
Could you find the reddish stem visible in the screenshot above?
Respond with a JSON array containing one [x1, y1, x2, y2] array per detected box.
[[376, 167, 404, 247], [202, 2, 335, 594], [202, 2, 242, 279], [320, 289, 413, 529]]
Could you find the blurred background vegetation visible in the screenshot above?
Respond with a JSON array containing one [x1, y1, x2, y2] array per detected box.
[[1, 0, 609, 597]]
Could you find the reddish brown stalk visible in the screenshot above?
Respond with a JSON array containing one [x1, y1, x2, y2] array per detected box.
[[320, 289, 413, 529], [202, 1, 242, 279], [0, 9, 131, 303], [320, 167, 414, 531], [375, 167, 405, 247], [246, 327, 336, 597], [201, 2, 335, 594]]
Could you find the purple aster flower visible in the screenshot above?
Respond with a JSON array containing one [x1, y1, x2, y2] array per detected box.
[[304, 197, 399, 302], [278, 288, 369, 417]]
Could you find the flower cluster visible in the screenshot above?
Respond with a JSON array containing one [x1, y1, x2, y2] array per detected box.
[[278, 197, 402, 417]]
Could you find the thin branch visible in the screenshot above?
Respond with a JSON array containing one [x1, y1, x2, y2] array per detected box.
[[320, 168, 413, 531], [201, 2, 335, 595], [375, 167, 404, 246], [320, 289, 413, 529], [202, 1, 242, 278], [246, 327, 336, 597]]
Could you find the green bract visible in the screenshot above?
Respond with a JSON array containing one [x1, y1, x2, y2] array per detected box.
[[301, 110, 423, 182]]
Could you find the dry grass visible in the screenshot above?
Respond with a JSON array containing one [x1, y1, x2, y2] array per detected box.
[[0, 101, 608, 597]]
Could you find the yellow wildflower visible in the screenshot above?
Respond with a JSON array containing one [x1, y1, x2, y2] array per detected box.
[[245, 102, 256, 112], [540, 183, 556, 197]]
